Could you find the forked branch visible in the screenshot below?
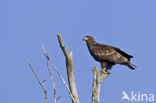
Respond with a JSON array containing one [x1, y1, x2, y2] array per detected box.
[[57, 34, 80, 103], [27, 61, 47, 103], [41, 43, 76, 103], [92, 67, 110, 103], [46, 60, 57, 103]]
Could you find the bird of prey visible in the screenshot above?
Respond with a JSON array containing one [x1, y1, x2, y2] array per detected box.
[[83, 36, 136, 71]]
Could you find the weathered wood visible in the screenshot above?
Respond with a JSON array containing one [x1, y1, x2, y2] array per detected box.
[[92, 67, 109, 103], [57, 34, 80, 103]]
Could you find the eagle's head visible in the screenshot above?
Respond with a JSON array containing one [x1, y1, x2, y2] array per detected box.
[[83, 36, 94, 41]]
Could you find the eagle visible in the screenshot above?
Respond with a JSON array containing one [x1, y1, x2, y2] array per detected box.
[[83, 36, 136, 71]]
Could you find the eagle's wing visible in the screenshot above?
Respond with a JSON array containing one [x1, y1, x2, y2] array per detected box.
[[91, 43, 124, 63], [113, 47, 133, 60]]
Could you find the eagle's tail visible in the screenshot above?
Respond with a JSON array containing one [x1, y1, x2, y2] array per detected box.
[[126, 62, 136, 70]]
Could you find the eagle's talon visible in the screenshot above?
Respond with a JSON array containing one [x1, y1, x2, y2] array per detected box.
[[101, 70, 110, 75]]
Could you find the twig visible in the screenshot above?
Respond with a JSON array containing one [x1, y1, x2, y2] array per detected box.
[[57, 34, 80, 103], [92, 67, 109, 103], [27, 60, 47, 103], [41, 43, 76, 103], [46, 60, 57, 103]]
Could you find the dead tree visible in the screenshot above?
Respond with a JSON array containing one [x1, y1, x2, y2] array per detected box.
[[28, 34, 110, 103], [57, 34, 80, 103], [92, 67, 109, 103]]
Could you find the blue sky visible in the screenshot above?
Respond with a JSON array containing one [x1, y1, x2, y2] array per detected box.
[[1, 0, 156, 103]]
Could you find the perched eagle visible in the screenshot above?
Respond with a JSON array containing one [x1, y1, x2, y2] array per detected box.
[[83, 36, 136, 71]]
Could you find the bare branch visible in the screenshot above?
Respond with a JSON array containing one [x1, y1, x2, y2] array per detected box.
[[57, 34, 80, 103], [27, 60, 47, 103], [46, 60, 57, 103], [57, 34, 69, 58], [41, 43, 76, 103], [92, 67, 109, 103]]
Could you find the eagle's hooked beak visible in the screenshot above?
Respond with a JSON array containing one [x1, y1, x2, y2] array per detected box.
[[83, 37, 88, 41]]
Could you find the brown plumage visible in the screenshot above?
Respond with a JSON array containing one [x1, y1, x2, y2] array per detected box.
[[83, 35, 136, 71]]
